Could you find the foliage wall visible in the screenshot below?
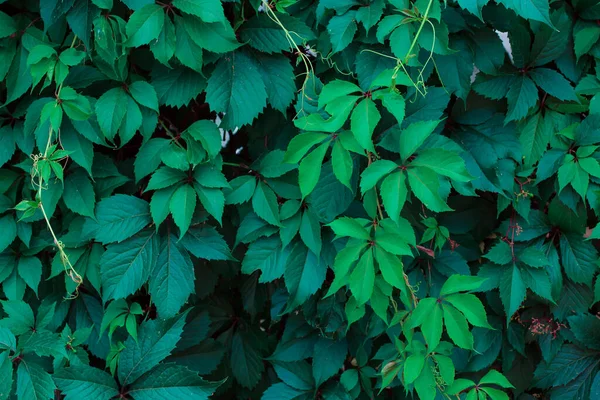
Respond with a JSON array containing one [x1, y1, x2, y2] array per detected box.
[[1, 0, 600, 399]]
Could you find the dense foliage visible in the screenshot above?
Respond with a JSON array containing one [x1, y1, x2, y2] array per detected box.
[[1, 0, 600, 398]]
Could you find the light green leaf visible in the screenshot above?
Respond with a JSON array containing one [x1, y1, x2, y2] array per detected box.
[[328, 11, 357, 53], [410, 149, 472, 182], [406, 167, 452, 213], [380, 171, 407, 224], [299, 141, 329, 199], [399, 120, 441, 161], [443, 304, 474, 349], [350, 98, 380, 152], [349, 248, 375, 305]]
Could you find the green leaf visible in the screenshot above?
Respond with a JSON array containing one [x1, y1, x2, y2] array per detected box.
[[135, 138, 171, 182], [499, 264, 526, 322], [440, 275, 486, 296], [529, 68, 578, 102], [560, 233, 598, 284], [172, 0, 225, 22], [399, 120, 441, 161], [100, 231, 158, 301], [252, 181, 281, 227], [360, 160, 397, 194], [182, 16, 240, 54], [457, 0, 490, 20], [444, 293, 492, 328], [574, 26, 600, 60], [17, 361, 56, 400], [497, 0, 553, 27], [152, 65, 207, 108], [284, 244, 326, 311], [92, 195, 151, 244], [242, 236, 289, 282], [299, 141, 329, 199], [0, 11, 16, 39], [63, 169, 95, 218], [0, 215, 17, 253], [128, 80, 159, 112], [194, 184, 224, 224], [406, 167, 452, 213], [375, 247, 407, 291], [443, 303, 474, 349], [318, 80, 361, 109], [313, 338, 347, 387], [505, 75, 538, 123], [150, 12, 175, 65], [17, 257, 41, 296], [328, 11, 357, 53], [231, 331, 264, 389], [410, 149, 472, 182], [95, 88, 128, 141], [356, 0, 384, 33], [205, 50, 267, 128], [180, 226, 234, 261], [350, 98, 380, 152], [118, 313, 187, 385], [254, 53, 296, 114], [332, 140, 353, 188], [404, 354, 425, 385], [174, 15, 204, 73], [149, 233, 194, 318], [328, 217, 370, 240], [126, 4, 165, 47], [380, 171, 407, 224], [170, 184, 196, 238], [349, 248, 375, 305], [299, 210, 322, 256], [479, 370, 514, 388], [54, 365, 119, 400]]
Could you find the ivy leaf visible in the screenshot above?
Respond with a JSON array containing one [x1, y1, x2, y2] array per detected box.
[[574, 26, 600, 60], [328, 11, 358, 53], [17, 361, 56, 400], [92, 195, 151, 244], [95, 88, 128, 141], [505, 75, 538, 123], [560, 234, 598, 284], [284, 244, 326, 312], [410, 149, 472, 182], [181, 16, 240, 54], [171, 0, 225, 23], [299, 141, 329, 199], [128, 80, 159, 112], [63, 169, 95, 218], [349, 248, 375, 305], [406, 167, 452, 212], [252, 181, 281, 227], [205, 50, 267, 129], [529, 68, 578, 102], [100, 231, 159, 301], [149, 234, 195, 318], [350, 98, 380, 152], [499, 264, 526, 323], [313, 338, 347, 387], [170, 184, 196, 239], [151, 65, 207, 108], [118, 313, 187, 385], [231, 331, 264, 389], [497, 0, 554, 27], [0, 11, 16, 39], [457, 0, 490, 20], [126, 4, 165, 47], [399, 120, 441, 161], [54, 365, 119, 400], [194, 184, 225, 225]]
